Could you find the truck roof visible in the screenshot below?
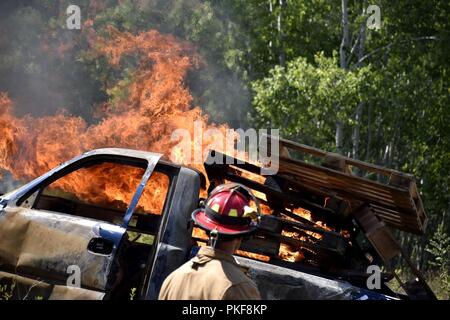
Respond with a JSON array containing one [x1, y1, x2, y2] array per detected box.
[[80, 148, 164, 162]]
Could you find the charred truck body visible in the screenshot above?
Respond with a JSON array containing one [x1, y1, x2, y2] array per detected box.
[[0, 138, 436, 300]]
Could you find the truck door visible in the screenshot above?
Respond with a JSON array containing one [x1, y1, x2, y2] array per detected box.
[[0, 152, 161, 299]]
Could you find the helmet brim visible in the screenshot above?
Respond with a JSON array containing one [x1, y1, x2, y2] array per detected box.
[[191, 208, 257, 236]]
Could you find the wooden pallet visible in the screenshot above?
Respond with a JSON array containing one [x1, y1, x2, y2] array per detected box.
[[260, 136, 427, 235], [203, 137, 434, 298]]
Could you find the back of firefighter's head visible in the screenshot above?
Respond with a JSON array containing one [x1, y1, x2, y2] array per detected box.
[[192, 183, 260, 250]]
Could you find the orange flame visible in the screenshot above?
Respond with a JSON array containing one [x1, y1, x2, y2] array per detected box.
[[0, 28, 339, 265], [0, 28, 228, 211]]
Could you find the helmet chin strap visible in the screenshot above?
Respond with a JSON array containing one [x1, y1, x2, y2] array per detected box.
[[209, 228, 219, 248]]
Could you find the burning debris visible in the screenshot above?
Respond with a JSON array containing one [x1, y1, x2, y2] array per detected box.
[[199, 145, 435, 299]]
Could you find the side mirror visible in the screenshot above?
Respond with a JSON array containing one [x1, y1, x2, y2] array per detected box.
[[87, 237, 114, 256]]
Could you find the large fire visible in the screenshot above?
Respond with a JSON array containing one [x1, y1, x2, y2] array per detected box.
[[0, 27, 332, 264], [0, 27, 228, 211]]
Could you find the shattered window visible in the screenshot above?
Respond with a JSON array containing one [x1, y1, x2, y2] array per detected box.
[[40, 162, 145, 212], [30, 161, 170, 224]]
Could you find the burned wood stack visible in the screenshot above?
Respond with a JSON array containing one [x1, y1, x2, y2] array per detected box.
[[199, 135, 435, 300]]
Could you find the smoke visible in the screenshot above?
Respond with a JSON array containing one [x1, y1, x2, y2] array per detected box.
[[0, 171, 23, 195], [0, 3, 90, 118], [0, 26, 237, 198], [129, 0, 253, 128], [0, 1, 252, 194], [0, 1, 251, 121]]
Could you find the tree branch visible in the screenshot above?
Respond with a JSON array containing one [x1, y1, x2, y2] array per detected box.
[[351, 36, 439, 69]]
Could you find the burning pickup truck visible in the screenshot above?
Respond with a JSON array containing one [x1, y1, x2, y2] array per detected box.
[[0, 137, 436, 300]]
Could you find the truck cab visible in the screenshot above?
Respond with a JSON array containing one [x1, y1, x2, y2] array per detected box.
[[0, 148, 201, 300]]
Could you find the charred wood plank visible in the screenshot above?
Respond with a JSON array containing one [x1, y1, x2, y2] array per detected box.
[[260, 230, 347, 258], [273, 214, 347, 239], [224, 171, 342, 222]]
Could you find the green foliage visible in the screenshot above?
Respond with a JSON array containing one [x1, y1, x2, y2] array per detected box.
[[426, 223, 450, 271], [253, 53, 371, 148], [93, 0, 145, 33], [129, 287, 136, 300], [250, 0, 450, 287], [424, 223, 450, 299], [0, 280, 15, 300]]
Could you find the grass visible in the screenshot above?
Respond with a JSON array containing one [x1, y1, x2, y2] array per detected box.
[[0, 280, 15, 300], [384, 268, 450, 300]]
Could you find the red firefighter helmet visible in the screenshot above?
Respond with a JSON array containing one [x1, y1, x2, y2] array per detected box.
[[192, 183, 261, 236]]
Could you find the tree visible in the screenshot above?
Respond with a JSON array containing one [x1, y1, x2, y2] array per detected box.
[[251, 0, 450, 279]]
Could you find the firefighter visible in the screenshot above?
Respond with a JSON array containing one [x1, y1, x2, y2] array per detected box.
[[158, 183, 262, 300]]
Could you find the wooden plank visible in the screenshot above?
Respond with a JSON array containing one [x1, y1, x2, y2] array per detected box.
[[240, 236, 280, 257], [265, 134, 413, 179], [373, 210, 422, 234], [223, 171, 338, 219], [380, 220, 420, 234], [261, 134, 328, 158], [323, 175, 404, 200], [326, 178, 415, 210], [255, 209, 347, 238], [353, 206, 402, 263], [322, 154, 352, 174], [389, 172, 414, 189], [277, 155, 412, 197], [277, 159, 416, 210], [282, 224, 318, 241], [280, 171, 414, 214], [279, 173, 342, 198], [206, 148, 426, 235], [255, 196, 317, 227], [383, 221, 420, 234], [368, 227, 402, 262], [270, 160, 422, 233], [370, 208, 423, 234], [274, 214, 346, 239], [260, 230, 346, 257], [277, 157, 386, 192], [374, 213, 420, 229], [375, 216, 420, 231], [410, 183, 428, 230], [277, 207, 316, 226], [370, 204, 420, 223], [276, 155, 420, 221]]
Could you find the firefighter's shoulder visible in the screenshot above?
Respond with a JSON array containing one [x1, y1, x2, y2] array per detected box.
[[221, 281, 261, 300]]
